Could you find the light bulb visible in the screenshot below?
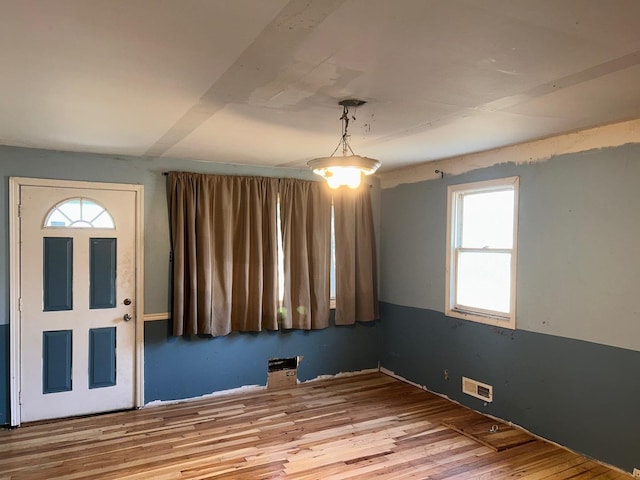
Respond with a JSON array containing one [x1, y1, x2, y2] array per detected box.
[[326, 175, 341, 189], [345, 170, 362, 189], [337, 167, 361, 189], [325, 167, 361, 189]]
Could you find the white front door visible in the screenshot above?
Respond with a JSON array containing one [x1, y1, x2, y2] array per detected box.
[[18, 183, 139, 422]]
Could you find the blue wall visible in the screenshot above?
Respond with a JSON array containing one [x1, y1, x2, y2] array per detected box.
[[0, 145, 381, 425], [380, 302, 640, 473], [379, 144, 640, 473], [0, 324, 7, 425], [145, 314, 380, 402]]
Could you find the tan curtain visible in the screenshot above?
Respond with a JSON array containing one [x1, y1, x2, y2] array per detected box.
[[167, 172, 279, 336], [279, 178, 332, 329], [333, 184, 379, 325]]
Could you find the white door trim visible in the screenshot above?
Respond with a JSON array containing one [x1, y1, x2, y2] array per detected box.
[[9, 177, 145, 426]]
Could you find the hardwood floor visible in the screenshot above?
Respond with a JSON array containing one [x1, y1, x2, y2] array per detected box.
[[0, 373, 629, 479]]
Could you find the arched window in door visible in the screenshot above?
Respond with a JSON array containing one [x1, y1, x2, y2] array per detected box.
[[44, 197, 115, 229]]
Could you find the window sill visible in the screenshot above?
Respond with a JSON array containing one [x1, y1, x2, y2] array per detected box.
[[445, 307, 515, 330]]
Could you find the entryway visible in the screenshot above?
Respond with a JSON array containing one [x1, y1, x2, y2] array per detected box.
[[9, 178, 144, 425]]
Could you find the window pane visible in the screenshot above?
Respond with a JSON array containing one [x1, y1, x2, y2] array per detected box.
[[90, 211, 115, 229], [461, 190, 514, 249], [58, 198, 81, 222], [276, 199, 284, 303], [81, 199, 106, 223], [69, 220, 93, 228], [456, 251, 511, 314], [47, 209, 71, 227], [330, 205, 336, 300]]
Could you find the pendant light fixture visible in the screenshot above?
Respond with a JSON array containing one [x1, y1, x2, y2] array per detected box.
[[308, 99, 380, 189]]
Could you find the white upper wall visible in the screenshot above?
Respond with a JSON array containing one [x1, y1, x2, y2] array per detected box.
[[379, 119, 640, 352]]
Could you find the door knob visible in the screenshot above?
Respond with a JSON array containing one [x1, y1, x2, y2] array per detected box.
[[123, 313, 132, 322]]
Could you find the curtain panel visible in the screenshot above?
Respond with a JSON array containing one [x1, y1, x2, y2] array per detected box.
[[167, 171, 378, 336], [280, 178, 332, 329], [167, 172, 279, 336], [333, 185, 380, 325]]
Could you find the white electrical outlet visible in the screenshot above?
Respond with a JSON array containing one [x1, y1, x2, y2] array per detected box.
[[632, 467, 640, 478]]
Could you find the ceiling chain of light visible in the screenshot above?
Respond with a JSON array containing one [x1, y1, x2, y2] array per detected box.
[[330, 103, 356, 158], [308, 99, 380, 189]]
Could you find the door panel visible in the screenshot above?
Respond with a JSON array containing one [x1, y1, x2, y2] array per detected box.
[[43, 237, 74, 311], [89, 238, 117, 309], [42, 330, 72, 394], [88, 327, 117, 389], [20, 186, 136, 422]]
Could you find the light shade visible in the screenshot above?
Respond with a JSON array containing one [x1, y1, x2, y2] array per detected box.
[[308, 155, 380, 189]]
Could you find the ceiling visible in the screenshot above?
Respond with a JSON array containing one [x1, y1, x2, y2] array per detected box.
[[1, 0, 639, 173]]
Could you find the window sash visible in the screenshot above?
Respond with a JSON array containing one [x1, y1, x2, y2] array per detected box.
[[453, 248, 513, 318]]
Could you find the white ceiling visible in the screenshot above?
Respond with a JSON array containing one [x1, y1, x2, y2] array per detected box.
[[1, 0, 639, 172]]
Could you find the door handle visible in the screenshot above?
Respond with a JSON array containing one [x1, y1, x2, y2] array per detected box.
[[123, 313, 132, 322]]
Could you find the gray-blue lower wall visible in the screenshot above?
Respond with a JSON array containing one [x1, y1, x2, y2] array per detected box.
[[379, 302, 640, 473], [0, 324, 7, 424], [144, 315, 381, 402], [0, 313, 382, 424]]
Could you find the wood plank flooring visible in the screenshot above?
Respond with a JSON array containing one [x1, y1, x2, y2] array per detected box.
[[441, 411, 536, 452], [0, 373, 630, 479]]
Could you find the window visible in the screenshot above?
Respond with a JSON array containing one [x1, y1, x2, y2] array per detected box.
[[276, 199, 336, 309], [44, 198, 115, 229], [329, 204, 336, 306], [445, 177, 519, 329]]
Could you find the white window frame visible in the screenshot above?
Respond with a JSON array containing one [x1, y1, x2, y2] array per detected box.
[[445, 176, 519, 329]]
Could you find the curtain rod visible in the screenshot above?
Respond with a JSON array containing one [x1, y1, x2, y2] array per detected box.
[[162, 172, 372, 187]]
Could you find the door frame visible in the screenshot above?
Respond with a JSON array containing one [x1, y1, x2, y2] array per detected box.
[[9, 177, 145, 426]]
